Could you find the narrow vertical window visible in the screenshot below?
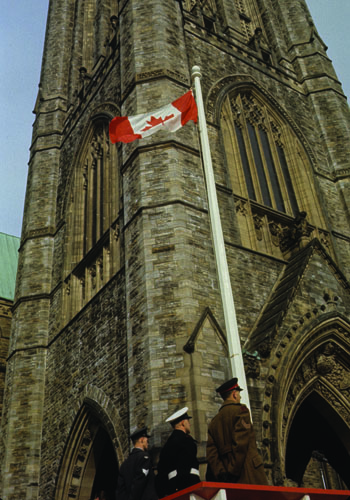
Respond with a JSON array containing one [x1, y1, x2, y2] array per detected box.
[[277, 145, 299, 216], [100, 152, 104, 236], [247, 122, 272, 207], [91, 152, 98, 247], [235, 124, 256, 200], [259, 128, 285, 212]]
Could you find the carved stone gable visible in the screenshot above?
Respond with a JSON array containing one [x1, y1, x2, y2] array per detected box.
[[245, 238, 350, 358], [184, 306, 227, 354]]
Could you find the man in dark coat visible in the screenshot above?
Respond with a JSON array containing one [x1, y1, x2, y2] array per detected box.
[[206, 378, 268, 485], [116, 427, 158, 500], [156, 407, 200, 497]]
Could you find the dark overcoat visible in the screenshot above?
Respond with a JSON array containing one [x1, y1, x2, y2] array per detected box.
[[156, 430, 200, 498], [206, 401, 268, 485], [116, 447, 158, 500]]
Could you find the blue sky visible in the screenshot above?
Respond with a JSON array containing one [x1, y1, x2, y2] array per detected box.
[[0, 2, 49, 237], [0, 1, 349, 238]]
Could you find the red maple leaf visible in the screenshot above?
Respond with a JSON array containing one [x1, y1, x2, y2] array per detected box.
[[141, 114, 174, 132]]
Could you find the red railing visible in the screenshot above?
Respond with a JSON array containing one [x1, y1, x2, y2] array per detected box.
[[162, 482, 350, 500]]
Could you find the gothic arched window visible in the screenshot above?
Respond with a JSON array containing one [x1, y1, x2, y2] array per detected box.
[[220, 88, 327, 256], [225, 91, 298, 215], [63, 117, 122, 323]]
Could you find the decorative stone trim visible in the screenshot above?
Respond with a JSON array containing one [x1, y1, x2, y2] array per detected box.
[[261, 316, 350, 485], [206, 75, 318, 173], [55, 385, 128, 500]]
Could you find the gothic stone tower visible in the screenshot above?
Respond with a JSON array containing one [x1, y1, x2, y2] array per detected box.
[[1, 0, 350, 498]]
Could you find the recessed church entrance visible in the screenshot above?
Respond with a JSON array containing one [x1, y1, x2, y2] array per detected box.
[[285, 392, 350, 489], [55, 407, 119, 500], [87, 427, 118, 500]]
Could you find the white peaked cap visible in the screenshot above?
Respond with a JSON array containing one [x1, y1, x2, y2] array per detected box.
[[165, 406, 192, 424]]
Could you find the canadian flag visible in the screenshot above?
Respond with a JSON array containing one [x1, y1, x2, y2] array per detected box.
[[109, 90, 198, 144]]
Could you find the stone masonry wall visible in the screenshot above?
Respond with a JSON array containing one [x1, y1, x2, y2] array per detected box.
[[2, 0, 350, 497], [39, 272, 127, 499]]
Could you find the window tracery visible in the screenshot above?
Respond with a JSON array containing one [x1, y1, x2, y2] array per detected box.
[[227, 91, 298, 215], [63, 118, 121, 324], [220, 88, 326, 257]]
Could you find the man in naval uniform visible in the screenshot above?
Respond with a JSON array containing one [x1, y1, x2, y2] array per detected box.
[[206, 378, 268, 485], [116, 427, 158, 500], [156, 407, 200, 497]]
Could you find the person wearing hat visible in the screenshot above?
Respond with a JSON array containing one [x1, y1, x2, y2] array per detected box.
[[156, 407, 200, 497], [206, 378, 268, 485], [116, 427, 158, 500]]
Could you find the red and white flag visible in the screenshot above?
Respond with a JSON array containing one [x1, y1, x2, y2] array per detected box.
[[109, 90, 198, 144]]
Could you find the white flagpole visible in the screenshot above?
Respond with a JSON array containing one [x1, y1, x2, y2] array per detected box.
[[191, 66, 250, 410]]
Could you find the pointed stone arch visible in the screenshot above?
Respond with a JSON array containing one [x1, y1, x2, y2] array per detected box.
[[206, 74, 319, 176], [262, 316, 350, 487], [181, 307, 230, 459], [61, 103, 123, 325], [183, 306, 227, 354], [55, 386, 128, 500], [60, 101, 121, 220], [285, 389, 350, 489], [205, 74, 329, 258]]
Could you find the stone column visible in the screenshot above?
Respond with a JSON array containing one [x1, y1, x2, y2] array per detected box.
[[119, 0, 222, 459]]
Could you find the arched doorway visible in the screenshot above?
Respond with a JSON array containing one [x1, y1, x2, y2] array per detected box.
[[55, 404, 120, 500], [86, 427, 119, 500], [285, 392, 350, 488], [263, 317, 350, 487]]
